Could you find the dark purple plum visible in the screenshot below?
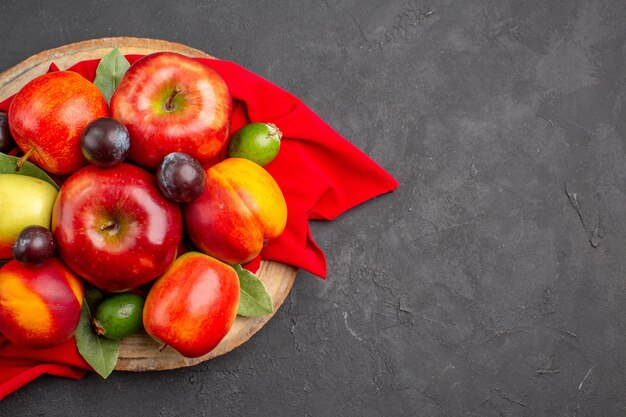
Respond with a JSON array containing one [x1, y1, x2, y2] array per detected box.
[[156, 152, 206, 203], [80, 117, 130, 167], [0, 111, 15, 153], [12, 225, 55, 266]]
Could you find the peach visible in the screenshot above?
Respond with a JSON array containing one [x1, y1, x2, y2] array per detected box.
[[143, 252, 239, 358], [0, 258, 83, 348], [183, 158, 287, 265]]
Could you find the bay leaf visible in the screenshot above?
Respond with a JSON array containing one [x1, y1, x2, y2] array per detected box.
[[74, 298, 119, 378], [84, 284, 103, 313], [0, 152, 59, 190], [93, 48, 130, 103], [235, 264, 273, 317]]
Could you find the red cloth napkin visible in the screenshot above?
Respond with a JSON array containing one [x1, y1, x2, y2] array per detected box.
[[0, 55, 398, 400]]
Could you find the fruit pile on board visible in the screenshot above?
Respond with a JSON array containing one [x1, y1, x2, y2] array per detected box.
[[0, 49, 286, 377]]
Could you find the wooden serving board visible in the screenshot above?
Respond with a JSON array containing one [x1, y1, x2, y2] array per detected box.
[[0, 37, 298, 371]]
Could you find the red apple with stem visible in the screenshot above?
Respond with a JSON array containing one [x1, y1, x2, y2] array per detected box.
[[9, 71, 109, 175], [51, 163, 183, 292], [110, 52, 232, 170]]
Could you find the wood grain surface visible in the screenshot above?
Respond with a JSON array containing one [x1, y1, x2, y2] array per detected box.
[[0, 37, 298, 371]]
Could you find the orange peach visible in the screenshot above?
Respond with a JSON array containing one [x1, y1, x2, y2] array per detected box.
[[0, 258, 83, 348], [183, 158, 287, 264]]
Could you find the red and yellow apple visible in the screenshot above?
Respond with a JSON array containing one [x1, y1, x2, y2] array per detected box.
[[0, 258, 83, 348], [0, 174, 58, 259], [143, 251, 239, 358], [110, 52, 232, 169], [9, 71, 109, 175], [52, 163, 183, 292], [184, 157, 287, 264]]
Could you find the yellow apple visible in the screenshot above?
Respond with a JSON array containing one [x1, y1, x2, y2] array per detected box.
[[0, 174, 58, 258]]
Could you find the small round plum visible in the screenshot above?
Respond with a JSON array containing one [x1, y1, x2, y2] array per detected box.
[[0, 111, 15, 153], [80, 117, 131, 168], [12, 225, 55, 266], [156, 152, 206, 203]]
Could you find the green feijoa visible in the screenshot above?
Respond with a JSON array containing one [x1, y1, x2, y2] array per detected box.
[[93, 293, 145, 340], [227, 123, 282, 166]]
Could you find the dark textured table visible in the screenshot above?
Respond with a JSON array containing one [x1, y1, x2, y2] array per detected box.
[[2, 1, 626, 416]]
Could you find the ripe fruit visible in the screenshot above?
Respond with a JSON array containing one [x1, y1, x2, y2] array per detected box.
[[184, 158, 287, 264], [12, 225, 55, 266], [110, 52, 232, 169], [80, 117, 130, 167], [93, 293, 145, 340], [228, 123, 282, 166], [0, 258, 83, 348], [143, 252, 239, 358], [0, 111, 15, 153], [52, 163, 183, 292], [8, 71, 109, 175], [0, 174, 58, 259], [156, 152, 206, 202]]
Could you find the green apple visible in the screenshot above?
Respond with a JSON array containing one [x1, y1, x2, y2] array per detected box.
[[0, 174, 58, 259]]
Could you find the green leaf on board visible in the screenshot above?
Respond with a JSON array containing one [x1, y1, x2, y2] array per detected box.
[[74, 298, 119, 378], [0, 152, 59, 190], [93, 48, 130, 103], [234, 264, 273, 317], [84, 284, 104, 313]]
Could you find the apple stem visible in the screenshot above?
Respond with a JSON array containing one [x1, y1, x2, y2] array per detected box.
[[15, 146, 35, 172], [100, 220, 118, 231], [165, 87, 181, 112], [158, 343, 168, 352]]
